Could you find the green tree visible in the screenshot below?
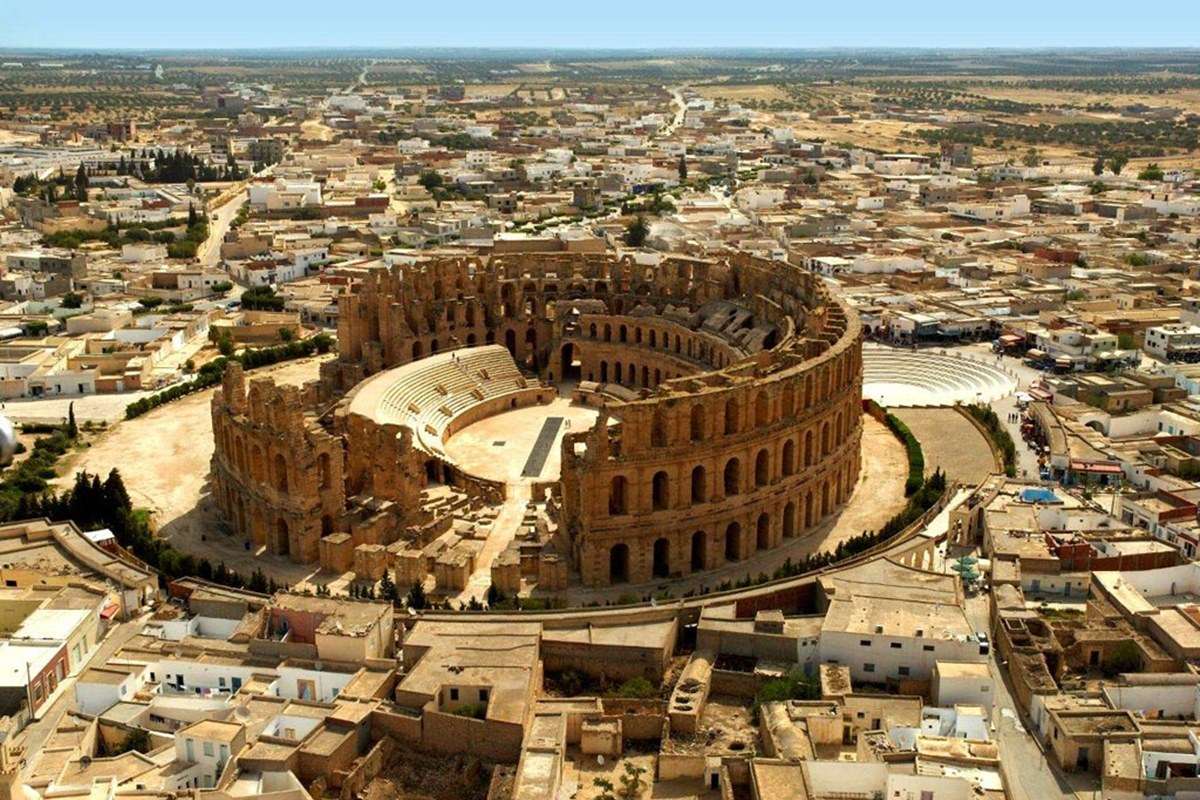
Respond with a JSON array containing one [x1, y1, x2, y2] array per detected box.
[[1108, 154, 1129, 176], [619, 763, 647, 799], [624, 215, 649, 248], [1021, 148, 1041, 167], [379, 569, 397, 602], [1092, 156, 1105, 176], [66, 402, 78, 439], [1137, 163, 1164, 181], [187, 202, 197, 227], [677, 154, 687, 182], [60, 291, 84, 309], [418, 170, 443, 191], [406, 582, 427, 610]]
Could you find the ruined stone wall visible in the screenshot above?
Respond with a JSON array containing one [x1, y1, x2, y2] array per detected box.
[[214, 250, 862, 588], [558, 253, 863, 587], [211, 364, 346, 563]]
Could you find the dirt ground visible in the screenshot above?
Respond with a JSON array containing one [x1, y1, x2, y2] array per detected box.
[[362, 750, 494, 800], [50, 356, 331, 582], [891, 407, 997, 486]]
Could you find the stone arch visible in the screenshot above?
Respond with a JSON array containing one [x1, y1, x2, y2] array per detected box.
[[412, 340, 423, 361], [782, 439, 796, 476], [755, 448, 770, 487], [822, 421, 831, 456], [609, 475, 628, 515], [652, 471, 670, 511], [690, 404, 706, 441], [756, 512, 770, 550], [805, 430, 815, 466], [609, 544, 629, 584], [783, 501, 796, 538], [723, 457, 741, 496], [691, 465, 707, 504], [755, 391, 770, 426], [275, 518, 290, 556], [652, 537, 670, 578], [651, 408, 668, 447], [690, 531, 706, 571], [273, 453, 289, 493], [724, 522, 742, 562], [724, 397, 740, 435]]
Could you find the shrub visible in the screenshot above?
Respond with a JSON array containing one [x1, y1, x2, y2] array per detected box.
[[614, 677, 656, 699]]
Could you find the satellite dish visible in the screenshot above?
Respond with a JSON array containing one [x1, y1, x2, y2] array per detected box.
[[0, 416, 14, 467]]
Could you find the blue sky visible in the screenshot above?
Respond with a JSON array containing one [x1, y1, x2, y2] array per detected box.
[[1, 0, 1198, 50]]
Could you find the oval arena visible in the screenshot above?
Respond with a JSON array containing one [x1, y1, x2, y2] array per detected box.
[[210, 250, 864, 592]]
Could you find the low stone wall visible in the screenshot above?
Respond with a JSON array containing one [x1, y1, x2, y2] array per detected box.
[[710, 668, 762, 699]]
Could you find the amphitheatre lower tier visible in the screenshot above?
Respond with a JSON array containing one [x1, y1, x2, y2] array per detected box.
[[210, 249, 867, 594]]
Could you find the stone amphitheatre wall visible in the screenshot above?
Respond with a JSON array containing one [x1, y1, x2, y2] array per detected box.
[[210, 250, 863, 589]]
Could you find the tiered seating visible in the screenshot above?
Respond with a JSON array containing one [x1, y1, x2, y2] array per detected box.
[[862, 346, 1017, 407], [352, 345, 536, 454]]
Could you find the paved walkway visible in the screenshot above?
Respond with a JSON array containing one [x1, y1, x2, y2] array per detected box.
[[892, 407, 997, 485]]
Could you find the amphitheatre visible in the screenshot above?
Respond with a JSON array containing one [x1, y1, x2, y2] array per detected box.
[[208, 249, 882, 599]]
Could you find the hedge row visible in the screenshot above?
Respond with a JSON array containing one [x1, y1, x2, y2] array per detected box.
[[879, 408, 926, 496], [964, 404, 1018, 477], [124, 334, 334, 420]]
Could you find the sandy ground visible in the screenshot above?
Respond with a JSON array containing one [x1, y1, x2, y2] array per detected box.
[[50, 356, 331, 583], [892, 407, 997, 486], [442, 397, 600, 484], [562, 413, 909, 604]]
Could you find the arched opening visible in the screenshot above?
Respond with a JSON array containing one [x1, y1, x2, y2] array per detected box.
[[411, 340, 423, 361], [619, 324, 627, 343], [424, 459, 440, 484], [651, 409, 668, 448], [756, 513, 770, 550], [805, 430, 815, 466], [783, 501, 796, 538], [652, 538, 670, 578], [641, 365, 649, 387], [782, 384, 796, 418], [755, 449, 770, 487], [755, 392, 769, 426], [600, 361, 609, 383], [822, 481, 831, 517], [805, 491, 815, 527], [822, 422, 831, 456], [690, 404, 706, 441], [691, 531, 706, 571], [691, 465, 707, 504], [649, 330, 657, 347], [273, 454, 289, 493], [604, 323, 612, 342], [321, 514, 334, 537], [275, 518, 290, 556], [609, 544, 629, 584], [561, 343, 581, 381], [504, 329, 517, 358], [609, 476, 628, 515], [652, 471, 669, 511], [724, 398, 739, 435], [724, 522, 741, 562], [723, 458, 741, 496], [430, 338, 439, 354], [782, 439, 796, 476], [614, 361, 623, 385]]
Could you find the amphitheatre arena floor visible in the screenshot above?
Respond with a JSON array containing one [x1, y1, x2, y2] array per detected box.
[[891, 407, 997, 486], [52, 356, 334, 585], [442, 396, 600, 484]]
